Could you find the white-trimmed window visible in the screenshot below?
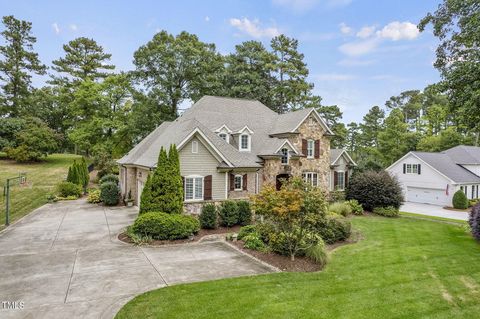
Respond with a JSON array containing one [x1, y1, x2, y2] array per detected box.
[[234, 175, 243, 191], [191, 140, 198, 154], [337, 171, 345, 190], [185, 176, 203, 201], [307, 139, 314, 158], [218, 133, 229, 143], [240, 134, 250, 151], [406, 164, 419, 174], [281, 148, 289, 165], [302, 172, 318, 187]]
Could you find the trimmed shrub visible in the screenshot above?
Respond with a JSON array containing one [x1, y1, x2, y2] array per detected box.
[[100, 174, 119, 185], [453, 190, 468, 209], [305, 239, 328, 267], [100, 181, 119, 206], [269, 231, 320, 257], [56, 181, 82, 198], [219, 200, 239, 227], [256, 222, 275, 244], [469, 203, 480, 240], [237, 200, 252, 225], [373, 206, 399, 217], [347, 199, 363, 215], [199, 203, 217, 229], [315, 215, 351, 244], [243, 232, 267, 251], [238, 225, 257, 240], [329, 190, 345, 202], [329, 202, 352, 217], [87, 189, 101, 204], [132, 212, 200, 240], [346, 170, 403, 211]]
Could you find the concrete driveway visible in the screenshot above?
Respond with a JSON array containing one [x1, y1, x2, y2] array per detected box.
[[0, 200, 273, 319], [401, 202, 469, 221]]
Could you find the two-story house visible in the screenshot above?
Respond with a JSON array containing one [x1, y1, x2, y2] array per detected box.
[[118, 96, 356, 213], [387, 145, 480, 206]]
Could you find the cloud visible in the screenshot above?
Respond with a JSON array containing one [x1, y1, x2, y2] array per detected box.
[[272, 0, 351, 12], [52, 22, 60, 34], [339, 38, 380, 56], [376, 21, 419, 41], [356, 25, 375, 39], [314, 73, 357, 81], [69, 24, 78, 31], [229, 18, 280, 38], [339, 22, 352, 35], [205, 16, 210, 22], [338, 59, 374, 66]]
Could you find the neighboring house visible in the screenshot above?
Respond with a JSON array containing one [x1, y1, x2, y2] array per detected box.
[[387, 145, 480, 206], [117, 96, 355, 213]]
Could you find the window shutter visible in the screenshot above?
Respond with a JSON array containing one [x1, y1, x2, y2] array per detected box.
[[418, 164, 421, 175], [243, 174, 248, 191], [204, 175, 212, 200], [345, 171, 349, 187], [302, 139, 307, 155], [181, 176, 185, 199], [314, 140, 320, 158], [229, 173, 234, 191], [334, 171, 338, 188], [403, 164, 406, 174]]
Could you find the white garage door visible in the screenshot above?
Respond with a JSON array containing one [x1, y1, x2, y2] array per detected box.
[[407, 187, 448, 206]]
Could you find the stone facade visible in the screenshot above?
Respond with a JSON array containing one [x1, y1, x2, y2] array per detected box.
[[227, 171, 257, 199], [263, 114, 331, 191]]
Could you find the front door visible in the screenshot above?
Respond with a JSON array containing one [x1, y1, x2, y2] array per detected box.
[[276, 174, 290, 191], [137, 180, 144, 206]]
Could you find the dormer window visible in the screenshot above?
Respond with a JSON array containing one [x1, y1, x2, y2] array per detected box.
[[281, 148, 289, 165], [218, 133, 229, 143], [240, 134, 250, 151]]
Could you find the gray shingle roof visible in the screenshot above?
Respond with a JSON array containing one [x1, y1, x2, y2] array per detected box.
[[443, 145, 480, 164], [117, 96, 332, 168], [412, 151, 480, 183]]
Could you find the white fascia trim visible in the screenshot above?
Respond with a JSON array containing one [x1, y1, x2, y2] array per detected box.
[[331, 149, 357, 166], [274, 140, 299, 154], [292, 108, 334, 135], [214, 124, 232, 133], [177, 127, 234, 167], [236, 125, 254, 134], [386, 152, 455, 184]]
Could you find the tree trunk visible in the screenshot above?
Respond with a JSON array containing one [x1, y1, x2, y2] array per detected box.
[[290, 254, 295, 261]]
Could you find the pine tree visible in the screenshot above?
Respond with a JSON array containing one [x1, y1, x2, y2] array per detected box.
[[69, 160, 80, 185], [0, 15, 46, 117]]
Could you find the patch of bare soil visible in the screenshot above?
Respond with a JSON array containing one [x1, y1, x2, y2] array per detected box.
[[118, 225, 242, 246]]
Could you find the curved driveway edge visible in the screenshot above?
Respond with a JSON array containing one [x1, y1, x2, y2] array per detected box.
[[0, 199, 273, 319]]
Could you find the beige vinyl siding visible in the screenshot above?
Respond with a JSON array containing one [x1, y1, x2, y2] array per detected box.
[[179, 137, 226, 200]]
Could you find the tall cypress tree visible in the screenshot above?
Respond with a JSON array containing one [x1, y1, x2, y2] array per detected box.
[[167, 144, 183, 214], [81, 157, 89, 187], [139, 174, 153, 214]]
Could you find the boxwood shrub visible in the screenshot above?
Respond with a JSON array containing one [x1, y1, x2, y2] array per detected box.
[[237, 200, 252, 225], [219, 200, 239, 227], [238, 224, 257, 240], [346, 170, 403, 211], [56, 181, 82, 198], [100, 181, 119, 206], [373, 206, 399, 217], [132, 212, 200, 240], [199, 203, 217, 229], [99, 174, 119, 185], [315, 215, 351, 244], [453, 190, 468, 209]]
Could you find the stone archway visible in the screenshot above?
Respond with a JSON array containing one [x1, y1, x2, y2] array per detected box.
[[276, 174, 291, 191]]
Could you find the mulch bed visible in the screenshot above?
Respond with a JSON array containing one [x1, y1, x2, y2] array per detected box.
[[443, 206, 470, 213], [118, 225, 242, 246], [232, 241, 322, 272]]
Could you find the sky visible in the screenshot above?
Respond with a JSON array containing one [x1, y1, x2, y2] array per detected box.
[[0, 0, 442, 124]]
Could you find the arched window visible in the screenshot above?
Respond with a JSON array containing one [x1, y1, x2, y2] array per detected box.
[[281, 148, 289, 165]]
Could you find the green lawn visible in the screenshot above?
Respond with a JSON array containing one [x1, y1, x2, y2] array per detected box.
[[116, 216, 480, 319], [0, 153, 81, 230]]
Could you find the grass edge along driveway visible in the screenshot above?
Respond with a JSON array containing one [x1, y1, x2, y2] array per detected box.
[[116, 215, 480, 319], [0, 153, 81, 230]]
